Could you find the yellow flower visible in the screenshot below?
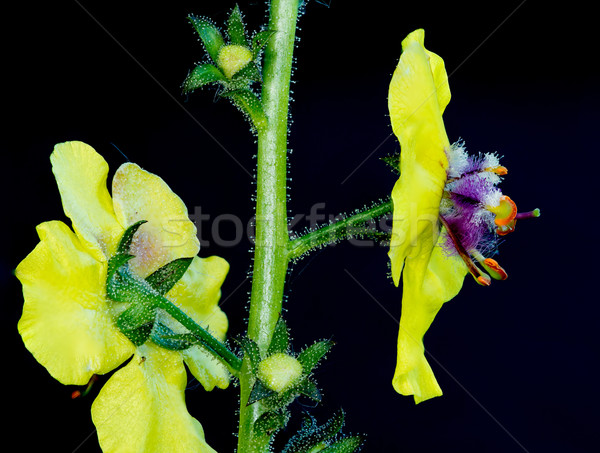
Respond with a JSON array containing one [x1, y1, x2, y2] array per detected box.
[[388, 28, 465, 404], [17, 141, 229, 452], [388, 29, 538, 403]]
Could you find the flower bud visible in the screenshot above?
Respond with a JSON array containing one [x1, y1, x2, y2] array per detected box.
[[257, 353, 303, 393], [217, 44, 253, 78]]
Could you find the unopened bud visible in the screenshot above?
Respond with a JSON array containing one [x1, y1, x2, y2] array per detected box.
[[257, 353, 303, 393], [217, 44, 253, 78]]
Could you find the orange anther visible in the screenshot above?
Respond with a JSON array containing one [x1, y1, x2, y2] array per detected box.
[[71, 374, 98, 399], [483, 258, 508, 280], [486, 165, 508, 176], [477, 274, 491, 286], [492, 195, 518, 226], [496, 219, 516, 236]]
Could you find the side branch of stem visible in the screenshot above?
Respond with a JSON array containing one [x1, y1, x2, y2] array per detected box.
[[286, 200, 393, 261]]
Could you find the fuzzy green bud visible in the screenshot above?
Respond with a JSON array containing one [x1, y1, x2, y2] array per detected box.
[[217, 44, 253, 78], [257, 353, 303, 393]]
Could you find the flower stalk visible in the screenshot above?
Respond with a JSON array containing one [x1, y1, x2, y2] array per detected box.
[[286, 200, 393, 261], [154, 297, 242, 373]]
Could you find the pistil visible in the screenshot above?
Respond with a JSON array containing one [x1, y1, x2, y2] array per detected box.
[[516, 208, 541, 220], [439, 215, 491, 286]]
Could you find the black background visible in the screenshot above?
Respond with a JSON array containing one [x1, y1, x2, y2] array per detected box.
[[2, 1, 598, 452]]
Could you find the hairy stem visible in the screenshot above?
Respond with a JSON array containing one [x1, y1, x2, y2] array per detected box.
[[238, 0, 299, 451], [287, 200, 393, 261], [155, 298, 242, 373]]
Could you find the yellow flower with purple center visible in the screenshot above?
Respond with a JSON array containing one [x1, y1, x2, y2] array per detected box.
[[388, 30, 539, 403], [16, 141, 230, 452]]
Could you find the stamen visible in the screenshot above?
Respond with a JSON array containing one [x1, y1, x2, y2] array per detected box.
[[471, 251, 508, 281], [446, 164, 507, 184], [489, 195, 517, 226], [439, 215, 491, 286], [477, 274, 492, 286], [483, 258, 508, 280], [71, 375, 98, 399], [485, 165, 508, 175], [496, 220, 516, 236]]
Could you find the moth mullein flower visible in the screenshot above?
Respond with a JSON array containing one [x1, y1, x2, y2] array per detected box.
[[16, 141, 229, 452], [388, 30, 538, 403]]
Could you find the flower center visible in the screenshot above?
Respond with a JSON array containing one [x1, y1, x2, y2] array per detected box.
[[439, 141, 539, 286]]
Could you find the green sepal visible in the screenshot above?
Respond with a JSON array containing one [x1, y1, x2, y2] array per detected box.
[[227, 4, 248, 46], [115, 294, 157, 346], [237, 337, 262, 374], [221, 89, 267, 130], [106, 253, 139, 302], [107, 221, 146, 301], [312, 409, 346, 446], [188, 15, 225, 62], [260, 375, 317, 411], [297, 378, 322, 403], [254, 409, 290, 436], [247, 378, 278, 406], [380, 153, 401, 176], [231, 61, 262, 83], [117, 220, 147, 254], [145, 257, 193, 296], [117, 299, 156, 331], [267, 316, 290, 356], [251, 29, 275, 59], [182, 64, 227, 94], [281, 409, 346, 453], [297, 340, 335, 374], [106, 254, 135, 301], [150, 322, 196, 351], [120, 323, 153, 347], [319, 436, 364, 453]]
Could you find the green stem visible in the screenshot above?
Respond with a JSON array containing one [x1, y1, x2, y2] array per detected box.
[[287, 200, 393, 261], [156, 298, 242, 373], [238, 0, 299, 451]]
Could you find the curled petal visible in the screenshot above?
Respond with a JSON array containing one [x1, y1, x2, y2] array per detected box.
[[92, 344, 217, 453], [388, 29, 451, 285], [393, 231, 467, 403], [16, 221, 134, 385], [51, 141, 123, 261], [183, 347, 230, 392], [112, 163, 200, 278], [166, 256, 231, 390]]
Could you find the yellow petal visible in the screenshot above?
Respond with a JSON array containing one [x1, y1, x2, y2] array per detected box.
[[92, 344, 217, 453], [388, 29, 451, 285], [388, 29, 451, 138], [166, 256, 231, 390], [392, 231, 468, 403], [16, 221, 134, 385], [112, 163, 200, 278], [51, 141, 123, 261], [183, 347, 230, 392]]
